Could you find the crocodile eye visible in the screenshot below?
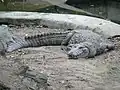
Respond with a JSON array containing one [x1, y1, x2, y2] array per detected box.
[[73, 45, 77, 48], [69, 45, 72, 48], [78, 47, 83, 49], [82, 48, 88, 53], [68, 44, 75, 48]]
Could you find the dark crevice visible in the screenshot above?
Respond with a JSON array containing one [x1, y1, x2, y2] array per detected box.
[[0, 83, 10, 90]]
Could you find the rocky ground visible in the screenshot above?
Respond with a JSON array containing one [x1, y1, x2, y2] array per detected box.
[[3, 25, 120, 90]]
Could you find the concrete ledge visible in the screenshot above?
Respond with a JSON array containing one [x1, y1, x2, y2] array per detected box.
[[0, 11, 120, 37]]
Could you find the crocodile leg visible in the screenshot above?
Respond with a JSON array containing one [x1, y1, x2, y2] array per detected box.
[[61, 31, 76, 53], [96, 42, 115, 55]]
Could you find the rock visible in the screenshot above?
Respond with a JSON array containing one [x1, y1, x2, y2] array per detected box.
[[0, 12, 120, 37], [23, 70, 48, 90], [0, 58, 48, 90]]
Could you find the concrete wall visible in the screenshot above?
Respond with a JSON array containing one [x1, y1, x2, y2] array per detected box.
[[108, 1, 120, 23]]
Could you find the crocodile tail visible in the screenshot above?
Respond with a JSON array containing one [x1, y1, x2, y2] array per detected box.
[[7, 37, 28, 52], [7, 32, 69, 52], [24, 32, 69, 47]]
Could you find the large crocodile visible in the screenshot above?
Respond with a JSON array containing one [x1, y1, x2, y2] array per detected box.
[[6, 30, 115, 59]]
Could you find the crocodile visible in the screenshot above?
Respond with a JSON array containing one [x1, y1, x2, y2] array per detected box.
[[6, 30, 115, 59], [0, 25, 16, 57]]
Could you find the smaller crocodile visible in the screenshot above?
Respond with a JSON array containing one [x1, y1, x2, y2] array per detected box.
[[0, 25, 16, 57], [6, 30, 115, 59]]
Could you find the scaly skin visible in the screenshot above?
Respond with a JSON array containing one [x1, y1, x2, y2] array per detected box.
[[7, 31, 70, 52], [0, 25, 16, 57], [65, 30, 115, 58], [6, 30, 115, 59]]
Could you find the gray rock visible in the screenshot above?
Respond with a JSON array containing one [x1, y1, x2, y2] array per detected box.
[[0, 58, 48, 90]]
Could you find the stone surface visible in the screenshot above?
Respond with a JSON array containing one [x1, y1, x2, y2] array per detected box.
[[0, 12, 120, 37], [0, 12, 120, 90], [0, 57, 48, 90], [3, 26, 120, 90], [0, 25, 48, 90]]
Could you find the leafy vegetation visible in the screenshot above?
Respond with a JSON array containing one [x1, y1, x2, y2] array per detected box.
[[0, 1, 50, 11]]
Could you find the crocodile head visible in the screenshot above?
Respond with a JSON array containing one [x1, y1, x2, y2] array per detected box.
[[66, 44, 90, 59]]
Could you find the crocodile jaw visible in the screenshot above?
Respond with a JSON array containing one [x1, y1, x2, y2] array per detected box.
[[66, 44, 90, 59]]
